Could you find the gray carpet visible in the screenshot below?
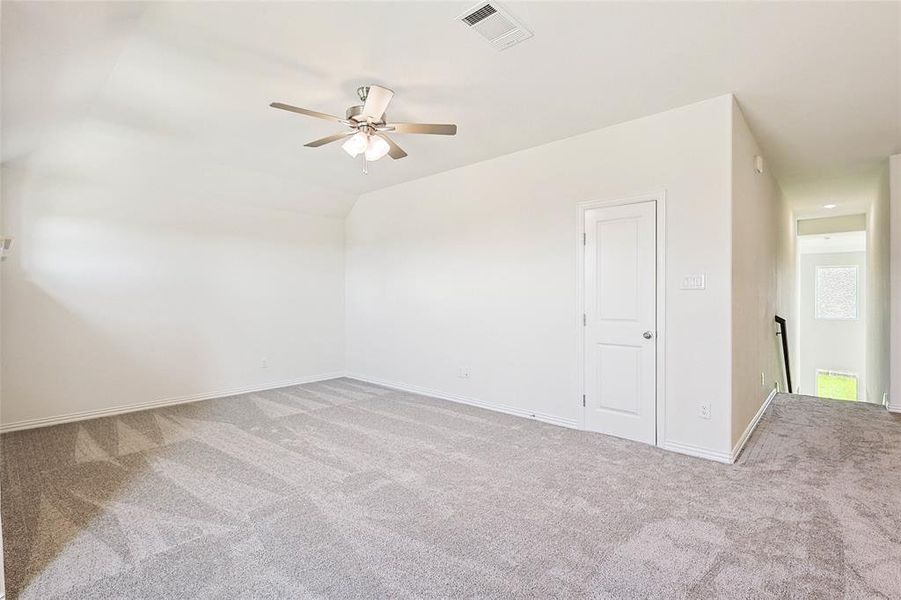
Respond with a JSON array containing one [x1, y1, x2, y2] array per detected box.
[[1, 379, 900, 599]]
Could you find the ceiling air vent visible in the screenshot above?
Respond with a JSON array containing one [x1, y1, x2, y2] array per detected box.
[[457, 2, 533, 51]]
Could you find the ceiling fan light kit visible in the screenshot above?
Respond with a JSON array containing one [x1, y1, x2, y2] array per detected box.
[[270, 84, 457, 174], [342, 132, 369, 158]]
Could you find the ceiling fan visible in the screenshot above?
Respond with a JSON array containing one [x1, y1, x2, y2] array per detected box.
[[270, 85, 457, 174]]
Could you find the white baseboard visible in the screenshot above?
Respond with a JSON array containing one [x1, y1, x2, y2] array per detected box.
[[887, 403, 901, 414], [729, 388, 778, 462], [661, 440, 734, 464], [662, 387, 779, 465], [0, 372, 345, 434], [345, 373, 581, 429]]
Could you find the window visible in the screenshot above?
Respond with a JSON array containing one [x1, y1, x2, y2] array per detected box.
[[816, 370, 858, 401], [815, 265, 858, 320]]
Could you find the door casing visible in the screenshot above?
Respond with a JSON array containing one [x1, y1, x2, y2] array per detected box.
[[577, 191, 667, 448]]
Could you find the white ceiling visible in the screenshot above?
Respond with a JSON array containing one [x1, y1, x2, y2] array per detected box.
[[2, 1, 899, 217], [781, 165, 888, 220]]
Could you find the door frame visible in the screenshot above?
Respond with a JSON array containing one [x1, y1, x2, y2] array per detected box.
[[577, 190, 667, 448]]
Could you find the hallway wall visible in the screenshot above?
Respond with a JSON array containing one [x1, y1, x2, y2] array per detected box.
[[730, 100, 783, 449], [891, 154, 901, 412], [866, 165, 891, 405]]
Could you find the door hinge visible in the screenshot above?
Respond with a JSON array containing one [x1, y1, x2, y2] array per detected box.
[[583, 232, 586, 245], [582, 313, 587, 326], [582, 394, 586, 407]]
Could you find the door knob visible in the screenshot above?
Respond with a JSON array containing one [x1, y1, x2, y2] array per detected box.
[[643, 331, 654, 339]]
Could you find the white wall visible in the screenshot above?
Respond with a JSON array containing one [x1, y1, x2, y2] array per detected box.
[[346, 96, 735, 458], [730, 100, 783, 447], [866, 165, 891, 405], [0, 162, 346, 429], [891, 154, 901, 411], [799, 250, 867, 398], [776, 195, 799, 398]]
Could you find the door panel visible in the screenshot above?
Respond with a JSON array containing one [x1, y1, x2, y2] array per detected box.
[[584, 201, 656, 444], [597, 219, 639, 320], [596, 343, 641, 415]]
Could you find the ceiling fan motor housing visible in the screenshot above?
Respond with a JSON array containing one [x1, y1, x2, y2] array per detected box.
[[346, 104, 386, 124]]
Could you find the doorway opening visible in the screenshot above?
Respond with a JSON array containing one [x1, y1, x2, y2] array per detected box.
[[797, 218, 867, 402]]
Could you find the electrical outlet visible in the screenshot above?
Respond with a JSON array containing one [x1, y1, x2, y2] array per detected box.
[[261, 357, 268, 369], [699, 402, 711, 420], [458, 367, 471, 379]]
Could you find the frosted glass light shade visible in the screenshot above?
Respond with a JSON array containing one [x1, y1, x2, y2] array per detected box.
[[342, 132, 369, 157], [364, 135, 390, 161]]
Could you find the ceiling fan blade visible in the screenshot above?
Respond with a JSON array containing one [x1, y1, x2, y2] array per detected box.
[[270, 102, 352, 124], [376, 134, 407, 159], [384, 122, 457, 135], [361, 85, 394, 121], [304, 131, 355, 148]]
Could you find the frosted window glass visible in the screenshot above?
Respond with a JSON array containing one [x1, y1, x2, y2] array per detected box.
[[815, 266, 858, 320]]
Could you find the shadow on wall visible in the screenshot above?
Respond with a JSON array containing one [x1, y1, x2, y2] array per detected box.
[[0, 267, 208, 427]]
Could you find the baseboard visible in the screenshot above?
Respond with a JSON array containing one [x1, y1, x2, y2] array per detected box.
[[0, 372, 345, 434], [729, 388, 778, 462], [661, 440, 733, 464], [345, 373, 580, 429], [887, 403, 901, 414]]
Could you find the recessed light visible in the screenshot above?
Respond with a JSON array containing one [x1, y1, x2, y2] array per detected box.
[[823, 204, 837, 209]]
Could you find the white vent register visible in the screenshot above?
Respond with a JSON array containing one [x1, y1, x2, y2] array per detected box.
[[457, 2, 533, 50]]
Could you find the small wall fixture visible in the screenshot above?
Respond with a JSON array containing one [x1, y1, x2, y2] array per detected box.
[[754, 155, 764, 174], [0, 237, 13, 261]]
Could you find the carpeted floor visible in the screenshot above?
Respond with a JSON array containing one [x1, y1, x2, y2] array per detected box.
[[1, 379, 900, 599]]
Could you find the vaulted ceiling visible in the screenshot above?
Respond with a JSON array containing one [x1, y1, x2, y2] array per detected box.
[[3, 1, 899, 217]]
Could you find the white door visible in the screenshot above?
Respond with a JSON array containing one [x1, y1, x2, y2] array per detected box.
[[583, 200, 657, 444]]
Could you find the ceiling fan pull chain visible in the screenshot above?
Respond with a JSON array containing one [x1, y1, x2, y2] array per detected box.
[[362, 154, 368, 175]]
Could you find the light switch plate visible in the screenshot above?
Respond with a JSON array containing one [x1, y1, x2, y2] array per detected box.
[[681, 274, 706, 290]]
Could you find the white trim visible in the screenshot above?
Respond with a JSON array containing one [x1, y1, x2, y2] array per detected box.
[[345, 374, 580, 429], [0, 372, 345, 433], [730, 388, 778, 462], [576, 190, 667, 447], [887, 403, 901, 414], [662, 440, 733, 464]]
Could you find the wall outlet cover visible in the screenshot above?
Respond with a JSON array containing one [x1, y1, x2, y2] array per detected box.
[[699, 402, 711, 419]]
